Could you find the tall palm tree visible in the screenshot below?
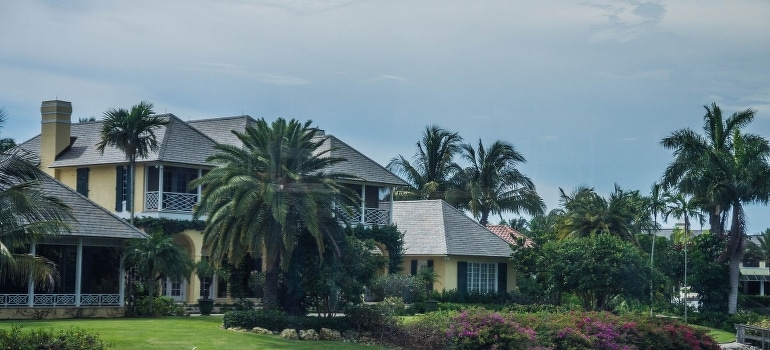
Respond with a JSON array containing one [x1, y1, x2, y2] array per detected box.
[[663, 192, 703, 322], [457, 139, 545, 226], [95, 101, 168, 224], [556, 185, 653, 244], [192, 118, 358, 310], [0, 109, 74, 290], [387, 125, 463, 200], [648, 183, 668, 317], [122, 231, 193, 316], [661, 103, 770, 314]]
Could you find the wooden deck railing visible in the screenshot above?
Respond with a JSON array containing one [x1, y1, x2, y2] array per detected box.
[[736, 324, 770, 349]]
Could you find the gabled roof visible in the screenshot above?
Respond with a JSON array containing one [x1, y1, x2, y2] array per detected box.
[[189, 115, 407, 186], [392, 200, 512, 258], [485, 225, 534, 248], [38, 173, 146, 240], [18, 114, 218, 168]]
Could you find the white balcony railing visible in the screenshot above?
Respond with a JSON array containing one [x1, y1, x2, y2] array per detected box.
[[145, 191, 198, 213], [339, 206, 391, 226], [0, 294, 120, 307]]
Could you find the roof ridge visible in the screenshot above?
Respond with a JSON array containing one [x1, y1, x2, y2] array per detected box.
[[187, 115, 256, 124]]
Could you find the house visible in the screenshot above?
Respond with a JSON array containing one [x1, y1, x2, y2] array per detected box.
[[0, 165, 146, 319], [392, 200, 520, 294], [16, 100, 407, 304]]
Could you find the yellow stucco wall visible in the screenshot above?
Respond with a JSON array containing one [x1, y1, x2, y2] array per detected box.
[[401, 255, 516, 293], [52, 164, 149, 214]]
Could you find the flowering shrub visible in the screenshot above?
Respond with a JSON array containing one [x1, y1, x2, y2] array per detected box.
[[394, 308, 720, 350], [446, 308, 538, 350]]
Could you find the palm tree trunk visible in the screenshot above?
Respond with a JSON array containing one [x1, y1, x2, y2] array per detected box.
[[728, 203, 745, 314], [262, 256, 280, 310]]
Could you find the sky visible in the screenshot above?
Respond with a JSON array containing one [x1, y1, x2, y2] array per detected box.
[[2, 0, 770, 231]]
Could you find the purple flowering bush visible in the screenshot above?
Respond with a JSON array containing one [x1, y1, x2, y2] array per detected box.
[[446, 308, 537, 350], [397, 308, 720, 350]]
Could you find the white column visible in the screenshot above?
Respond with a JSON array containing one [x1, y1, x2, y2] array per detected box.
[[360, 185, 366, 224], [75, 238, 83, 307], [119, 258, 125, 307], [762, 281, 766, 296], [158, 165, 164, 211], [389, 186, 394, 224], [197, 168, 203, 205], [27, 243, 36, 307]]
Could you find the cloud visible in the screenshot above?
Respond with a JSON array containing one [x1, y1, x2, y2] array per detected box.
[[586, 1, 666, 43], [252, 0, 363, 15], [371, 74, 409, 83]]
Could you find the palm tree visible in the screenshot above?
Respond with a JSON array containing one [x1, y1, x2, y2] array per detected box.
[[0, 109, 74, 290], [457, 139, 545, 226], [192, 118, 358, 310], [663, 192, 703, 322], [556, 185, 653, 244], [661, 103, 770, 314], [387, 125, 463, 200], [122, 231, 193, 316], [746, 229, 770, 265], [648, 183, 668, 317], [95, 101, 168, 224]]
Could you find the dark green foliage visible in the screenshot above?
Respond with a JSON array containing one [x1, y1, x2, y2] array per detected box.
[[368, 274, 420, 303], [133, 295, 186, 316], [430, 288, 514, 304], [0, 325, 109, 350], [516, 234, 650, 311], [688, 233, 729, 313], [223, 306, 387, 333], [350, 224, 405, 273], [281, 227, 385, 316], [132, 217, 206, 235], [394, 311, 453, 350], [223, 309, 290, 330]]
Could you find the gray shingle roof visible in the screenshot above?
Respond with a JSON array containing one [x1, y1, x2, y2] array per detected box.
[[189, 116, 407, 186], [393, 200, 513, 258], [19, 115, 218, 168], [39, 174, 146, 239]]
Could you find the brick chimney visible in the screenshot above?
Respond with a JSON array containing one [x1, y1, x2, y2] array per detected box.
[[40, 100, 72, 175]]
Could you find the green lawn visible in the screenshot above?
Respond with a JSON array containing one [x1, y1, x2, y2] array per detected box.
[[692, 324, 736, 344], [0, 316, 390, 350]]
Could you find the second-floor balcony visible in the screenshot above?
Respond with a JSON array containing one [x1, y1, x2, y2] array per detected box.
[[339, 206, 391, 226], [145, 191, 198, 213]]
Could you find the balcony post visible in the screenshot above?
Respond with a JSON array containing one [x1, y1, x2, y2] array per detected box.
[[360, 185, 366, 224], [27, 243, 36, 307], [197, 168, 203, 204], [75, 238, 83, 307], [389, 186, 394, 224], [158, 165, 164, 211]]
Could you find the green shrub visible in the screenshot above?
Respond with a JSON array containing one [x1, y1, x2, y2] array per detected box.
[[396, 311, 455, 350], [134, 296, 185, 316], [432, 288, 513, 304], [378, 296, 406, 316], [223, 309, 289, 330], [344, 304, 398, 333], [0, 325, 109, 350], [369, 274, 420, 303]]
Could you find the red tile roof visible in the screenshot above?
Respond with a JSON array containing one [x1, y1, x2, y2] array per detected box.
[[485, 225, 534, 248]]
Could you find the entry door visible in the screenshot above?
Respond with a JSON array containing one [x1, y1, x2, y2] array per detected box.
[[163, 278, 186, 302]]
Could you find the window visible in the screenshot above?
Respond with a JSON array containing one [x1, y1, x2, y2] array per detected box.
[[115, 166, 129, 211], [76, 168, 89, 197], [467, 262, 497, 293]]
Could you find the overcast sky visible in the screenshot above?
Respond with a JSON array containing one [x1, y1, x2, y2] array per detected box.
[[2, 0, 770, 231]]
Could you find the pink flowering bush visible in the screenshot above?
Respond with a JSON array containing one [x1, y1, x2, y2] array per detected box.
[[396, 308, 720, 350], [446, 308, 538, 350]]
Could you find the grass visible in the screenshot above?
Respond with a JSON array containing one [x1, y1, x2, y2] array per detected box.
[[692, 324, 736, 344], [0, 316, 390, 350]]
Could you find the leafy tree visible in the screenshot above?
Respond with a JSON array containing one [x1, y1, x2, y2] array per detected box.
[[555, 185, 653, 244], [387, 125, 463, 200], [661, 102, 770, 314], [192, 118, 358, 310], [282, 227, 385, 316], [456, 139, 545, 226], [0, 109, 73, 290], [531, 235, 650, 311], [687, 233, 729, 314], [95, 101, 168, 224], [122, 231, 193, 316]]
